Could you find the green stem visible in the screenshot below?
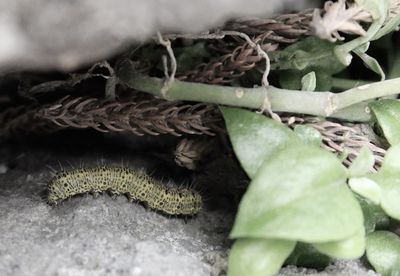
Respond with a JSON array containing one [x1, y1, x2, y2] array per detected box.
[[374, 13, 400, 41], [117, 61, 400, 122], [331, 78, 371, 91], [334, 20, 384, 65], [338, 79, 400, 107]]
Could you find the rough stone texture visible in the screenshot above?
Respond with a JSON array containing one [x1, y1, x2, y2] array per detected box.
[[0, 0, 315, 72], [0, 144, 379, 276], [0, 148, 233, 276], [0, 132, 377, 276], [279, 261, 378, 276]]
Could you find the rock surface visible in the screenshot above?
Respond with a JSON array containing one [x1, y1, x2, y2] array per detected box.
[[0, 149, 233, 276], [0, 145, 378, 276], [0, 0, 314, 71]]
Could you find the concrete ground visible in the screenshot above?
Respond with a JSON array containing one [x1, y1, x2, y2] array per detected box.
[[0, 139, 378, 276]]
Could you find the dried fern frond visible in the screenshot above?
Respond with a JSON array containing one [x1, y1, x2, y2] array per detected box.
[[0, 96, 386, 170], [177, 11, 313, 84], [223, 9, 313, 40], [37, 93, 222, 136], [176, 1, 382, 85], [282, 116, 386, 170], [178, 36, 278, 84], [311, 120, 385, 169], [0, 106, 61, 138]]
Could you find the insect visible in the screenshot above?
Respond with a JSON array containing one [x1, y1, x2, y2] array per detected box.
[[47, 166, 202, 216]]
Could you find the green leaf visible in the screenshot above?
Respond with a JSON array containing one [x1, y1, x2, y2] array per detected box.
[[280, 70, 333, 91], [369, 173, 400, 220], [228, 238, 296, 276], [366, 231, 400, 276], [349, 177, 381, 204], [230, 144, 363, 243], [379, 144, 400, 173], [175, 42, 210, 73], [348, 147, 375, 177], [294, 125, 322, 146], [354, 44, 385, 80], [221, 107, 299, 178], [285, 243, 331, 269], [370, 99, 400, 145], [301, 71, 316, 91], [312, 229, 365, 259], [273, 37, 345, 90], [368, 145, 400, 220], [334, 0, 389, 65], [358, 197, 390, 234], [272, 37, 345, 74]]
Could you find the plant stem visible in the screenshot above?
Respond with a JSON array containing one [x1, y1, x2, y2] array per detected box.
[[334, 20, 384, 65], [117, 61, 400, 122], [331, 78, 371, 91]]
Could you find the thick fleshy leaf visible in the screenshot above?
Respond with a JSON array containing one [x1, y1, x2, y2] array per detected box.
[[369, 173, 400, 220], [221, 107, 299, 178], [230, 144, 363, 243], [357, 197, 390, 234], [354, 44, 385, 80], [271, 37, 345, 74], [228, 238, 296, 276], [379, 144, 400, 173], [274, 37, 346, 91], [294, 125, 322, 146], [348, 147, 375, 177], [312, 229, 365, 259], [301, 71, 316, 91], [349, 177, 381, 204], [368, 145, 400, 220], [369, 99, 400, 145], [366, 231, 400, 276]]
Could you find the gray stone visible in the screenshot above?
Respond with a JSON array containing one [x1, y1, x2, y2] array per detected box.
[[0, 151, 232, 276], [0, 0, 314, 72], [0, 148, 378, 276]]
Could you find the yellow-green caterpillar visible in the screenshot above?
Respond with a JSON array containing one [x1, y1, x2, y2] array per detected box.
[[47, 166, 202, 216]]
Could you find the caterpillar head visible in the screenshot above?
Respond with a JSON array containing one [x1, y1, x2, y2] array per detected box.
[[47, 172, 70, 204]]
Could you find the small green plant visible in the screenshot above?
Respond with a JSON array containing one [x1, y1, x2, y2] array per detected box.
[[222, 106, 400, 276], [108, 0, 400, 274]]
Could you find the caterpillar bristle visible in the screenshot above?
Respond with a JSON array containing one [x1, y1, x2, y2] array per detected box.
[[65, 160, 74, 170], [45, 165, 57, 175], [47, 165, 202, 216]]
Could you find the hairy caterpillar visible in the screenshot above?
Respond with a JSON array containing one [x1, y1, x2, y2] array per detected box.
[[47, 166, 202, 216]]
